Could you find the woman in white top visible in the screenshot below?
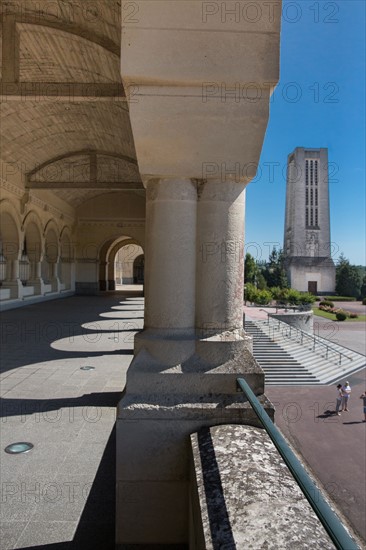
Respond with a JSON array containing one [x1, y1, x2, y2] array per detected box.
[[341, 381, 351, 412]]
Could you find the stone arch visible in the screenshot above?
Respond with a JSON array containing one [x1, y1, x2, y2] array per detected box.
[[42, 220, 60, 284], [44, 220, 60, 260], [0, 200, 22, 260], [112, 243, 144, 285], [22, 211, 44, 262], [98, 235, 143, 291], [60, 226, 74, 260], [60, 226, 74, 289]]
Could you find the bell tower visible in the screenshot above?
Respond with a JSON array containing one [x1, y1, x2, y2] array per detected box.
[[284, 147, 336, 294]]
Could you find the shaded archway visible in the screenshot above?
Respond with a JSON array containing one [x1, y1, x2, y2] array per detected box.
[[132, 254, 145, 284], [115, 244, 144, 286], [23, 213, 43, 292], [98, 236, 144, 291], [99, 236, 133, 291], [60, 227, 74, 290], [42, 222, 60, 290], [0, 208, 21, 288]]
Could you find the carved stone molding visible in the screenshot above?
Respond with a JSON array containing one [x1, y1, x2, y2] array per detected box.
[[79, 219, 145, 228]]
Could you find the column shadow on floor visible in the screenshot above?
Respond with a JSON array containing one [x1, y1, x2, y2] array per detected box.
[[18, 424, 117, 550]]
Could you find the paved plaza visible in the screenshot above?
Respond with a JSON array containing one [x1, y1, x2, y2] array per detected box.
[[0, 296, 365, 548]]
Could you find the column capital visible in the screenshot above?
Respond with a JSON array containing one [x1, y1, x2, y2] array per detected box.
[[198, 179, 246, 203], [146, 178, 197, 202]]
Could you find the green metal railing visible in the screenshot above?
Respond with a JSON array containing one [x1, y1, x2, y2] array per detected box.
[[264, 313, 353, 365], [236, 377, 359, 550]]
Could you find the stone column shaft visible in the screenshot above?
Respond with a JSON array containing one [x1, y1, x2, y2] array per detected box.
[[144, 178, 197, 330], [12, 259, 20, 280], [196, 180, 246, 332]]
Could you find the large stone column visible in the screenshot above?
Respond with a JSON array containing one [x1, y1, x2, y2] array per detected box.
[[144, 178, 197, 330], [116, 179, 266, 547], [116, 177, 198, 546]]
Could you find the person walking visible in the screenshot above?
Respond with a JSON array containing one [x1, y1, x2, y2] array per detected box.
[[341, 381, 351, 412], [335, 384, 343, 415], [360, 391, 366, 422]]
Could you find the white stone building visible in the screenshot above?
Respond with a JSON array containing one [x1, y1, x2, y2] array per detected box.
[[284, 147, 336, 295]]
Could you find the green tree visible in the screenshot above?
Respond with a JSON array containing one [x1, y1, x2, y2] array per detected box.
[[335, 254, 361, 298], [244, 253, 258, 285], [256, 272, 268, 290], [244, 282, 258, 304], [360, 275, 366, 300], [262, 248, 288, 288]]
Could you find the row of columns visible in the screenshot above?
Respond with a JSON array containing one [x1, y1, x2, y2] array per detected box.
[[0, 256, 72, 300]]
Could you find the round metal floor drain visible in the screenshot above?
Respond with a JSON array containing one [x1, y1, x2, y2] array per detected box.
[[5, 442, 34, 454], [80, 366, 95, 371]]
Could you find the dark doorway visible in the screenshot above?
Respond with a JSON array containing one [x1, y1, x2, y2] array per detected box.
[[308, 281, 318, 294], [133, 254, 144, 283]]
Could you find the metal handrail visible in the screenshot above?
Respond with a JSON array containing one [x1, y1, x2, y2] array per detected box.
[[264, 313, 353, 365], [236, 377, 359, 550]]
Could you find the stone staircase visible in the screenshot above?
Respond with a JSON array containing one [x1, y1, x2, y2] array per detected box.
[[245, 319, 366, 386]]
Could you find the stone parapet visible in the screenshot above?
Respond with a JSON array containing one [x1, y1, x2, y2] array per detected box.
[[190, 424, 335, 549]]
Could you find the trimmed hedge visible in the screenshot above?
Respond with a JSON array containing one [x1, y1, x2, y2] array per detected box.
[[336, 311, 347, 321], [244, 285, 316, 306], [324, 296, 357, 302]]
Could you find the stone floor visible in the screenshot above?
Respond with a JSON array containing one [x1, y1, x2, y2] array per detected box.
[[0, 292, 143, 549]]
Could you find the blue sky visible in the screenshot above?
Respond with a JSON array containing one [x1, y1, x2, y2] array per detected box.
[[245, 0, 366, 265]]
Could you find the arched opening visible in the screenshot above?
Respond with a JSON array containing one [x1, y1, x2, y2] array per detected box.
[[22, 219, 42, 293], [98, 236, 144, 292], [0, 211, 20, 286], [60, 230, 73, 290], [42, 227, 59, 289], [114, 243, 144, 286]]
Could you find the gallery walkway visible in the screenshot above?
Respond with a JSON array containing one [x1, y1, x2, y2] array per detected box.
[[1, 296, 365, 548], [0, 292, 143, 549]]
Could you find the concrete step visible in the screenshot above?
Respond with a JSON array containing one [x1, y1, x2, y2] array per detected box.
[[245, 320, 319, 386], [246, 319, 365, 385]]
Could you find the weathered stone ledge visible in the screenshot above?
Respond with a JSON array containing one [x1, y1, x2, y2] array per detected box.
[[190, 424, 336, 549]]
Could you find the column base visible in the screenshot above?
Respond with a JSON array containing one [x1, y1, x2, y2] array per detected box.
[[28, 278, 47, 296], [116, 330, 272, 546], [50, 277, 61, 292], [3, 279, 23, 299]]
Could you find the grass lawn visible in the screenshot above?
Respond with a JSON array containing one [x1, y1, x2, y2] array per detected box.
[[313, 307, 366, 322]]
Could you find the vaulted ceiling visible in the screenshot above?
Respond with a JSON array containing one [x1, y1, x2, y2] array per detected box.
[[0, 0, 143, 207]]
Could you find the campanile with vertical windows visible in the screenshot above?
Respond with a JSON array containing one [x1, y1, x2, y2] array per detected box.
[[284, 147, 335, 294]]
